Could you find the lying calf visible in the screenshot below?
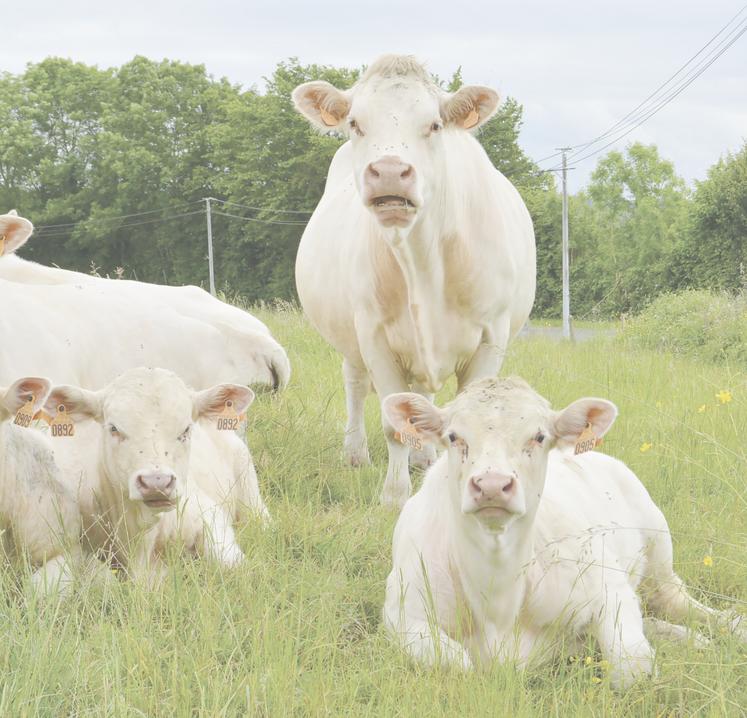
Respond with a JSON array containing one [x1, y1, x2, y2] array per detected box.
[[0, 377, 81, 594], [382, 377, 745, 689], [43, 367, 269, 584]]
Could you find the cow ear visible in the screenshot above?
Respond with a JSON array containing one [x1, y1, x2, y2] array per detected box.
[[382, 392, 447, 444], [0, 377, 52, 418], [292, 81, 351, 131], [441, 86, 500, 130], [193, 383, 255, 420], [44, 385, 103, 422], [552, 398, 618, 448], [0, 211, 34, 255]]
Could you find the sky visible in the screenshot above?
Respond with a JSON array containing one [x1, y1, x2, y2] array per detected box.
[[4, 1, 746, 192]]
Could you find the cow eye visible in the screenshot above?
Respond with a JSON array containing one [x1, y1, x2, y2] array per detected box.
[[348, 119, 364, 137], [448, 431, 458, 444], [109, 424, 123, 439], [534, 431, 545, 444], [430, 121, 442, 133], [178, 426, 192, 443]]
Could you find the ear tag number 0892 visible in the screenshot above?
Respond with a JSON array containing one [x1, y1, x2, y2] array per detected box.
[[216, 400, 244, 431], [50, 404, 75, 438]]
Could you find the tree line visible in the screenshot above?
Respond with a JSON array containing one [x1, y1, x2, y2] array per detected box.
[[1, 56, 744, 316]]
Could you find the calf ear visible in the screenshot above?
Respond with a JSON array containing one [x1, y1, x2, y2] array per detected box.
[[43, 385, 103, 422], [382, 393, 447, 444], [0, 211, 34, 255], [193, 384, 255, 420], [441, 86, 500, 130], [552, 398, 618, 448], [0, 377, 52, 417], [292, 81, 351, 131]]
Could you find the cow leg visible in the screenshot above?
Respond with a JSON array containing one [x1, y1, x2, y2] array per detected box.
[[342, 359, 371, 466], [408, 385, 437, 470], [643, 617, 710, 648], [456, 318, 511, 393], [386, 616, 473, 670]]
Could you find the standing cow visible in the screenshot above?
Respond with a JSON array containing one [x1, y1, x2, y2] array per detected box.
[[293, 55, 535, 507]]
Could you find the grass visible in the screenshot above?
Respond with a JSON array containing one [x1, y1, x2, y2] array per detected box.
[[2, 307, 746, 716]]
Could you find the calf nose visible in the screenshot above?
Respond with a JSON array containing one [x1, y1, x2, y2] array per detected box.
[[364, 156, 416, 197], [469, 472, 517, 504], [136, 472, 176, 500]]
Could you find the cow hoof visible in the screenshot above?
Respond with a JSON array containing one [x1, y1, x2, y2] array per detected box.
[[347, 449, 371, 467]]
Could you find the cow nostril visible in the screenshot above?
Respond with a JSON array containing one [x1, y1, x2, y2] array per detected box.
[[136, 475, 147, 490], [503, 477, 515, 494], [367, 165, 380, 179], [166, 475, 176, 491], [401, 166, 413, 179]]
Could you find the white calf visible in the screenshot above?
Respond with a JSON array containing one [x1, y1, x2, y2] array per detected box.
[[382, 377, 745, 689], [0, 377, 81, 594], [43, 367, 269, 584]]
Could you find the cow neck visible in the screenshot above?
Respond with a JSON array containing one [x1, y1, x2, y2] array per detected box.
[[386, 214, 448, 391], [445, 485, 536, 631]]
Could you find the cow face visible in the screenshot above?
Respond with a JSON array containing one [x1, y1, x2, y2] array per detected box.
[[383, 378, 617, 534], [45, 368, 254, 512], [293, 55, 499, 232], [0, 210, 34, 256]]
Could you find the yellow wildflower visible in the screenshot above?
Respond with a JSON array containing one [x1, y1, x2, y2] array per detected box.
[[585, 656, 593, 666], [697, 404, 706, 413], [639, 442, 653, 453], [715, 390, 732, 404], [703, 555, 713, 567], [591, 676, 603, 684], [599, 660, 610, 672], [655, 401, 662, 409]]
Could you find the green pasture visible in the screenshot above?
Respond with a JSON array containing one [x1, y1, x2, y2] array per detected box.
[[2, 307, 745, 716]]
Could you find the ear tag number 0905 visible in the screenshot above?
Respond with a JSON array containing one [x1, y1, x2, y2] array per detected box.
[[574, 422, 598, 455], [13, 395, 36, 428], [216, 400, 244, 431], [396, 419, 422, 452], [50, 404, 75, 438]]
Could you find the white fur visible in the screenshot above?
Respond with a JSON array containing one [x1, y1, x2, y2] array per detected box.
[[0, 378, 81, 595], [42, 368, 269, 584], [292, 56, 535, 507], [0, 211, 290, 392], [382, 378, 746, 689]]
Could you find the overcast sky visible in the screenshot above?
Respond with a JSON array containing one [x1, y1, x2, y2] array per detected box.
[[4, 1, 746, 192]]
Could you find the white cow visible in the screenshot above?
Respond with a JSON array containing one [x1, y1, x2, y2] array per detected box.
[[41, 367, 268, 584], [0, 278, 287, 393], [382, 377, 746, 689], [0, 210, 290, 391], [292, 56, 535, 506], [0, 376, 81, 594]]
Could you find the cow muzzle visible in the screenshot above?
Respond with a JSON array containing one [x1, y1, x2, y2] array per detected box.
[[134, 471, 178, 510], [362, 156, 418, 227], [464, 471, 520, 523]]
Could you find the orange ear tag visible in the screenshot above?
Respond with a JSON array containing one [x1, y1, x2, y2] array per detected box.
[[396, 420, 423, 451], [463, 109, 479, 129], [0, 234, 6, 256], [574, 422, 597, 455], [13, 395, 36, 428], [50, 404, 75, 438], [216, 399, 243, 431], [320, 107, 338, 127]]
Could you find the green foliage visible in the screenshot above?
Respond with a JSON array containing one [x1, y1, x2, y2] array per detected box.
[[669, 142, 747, 292], [2, 308, 746, 715], [622, 289, 747, 365]]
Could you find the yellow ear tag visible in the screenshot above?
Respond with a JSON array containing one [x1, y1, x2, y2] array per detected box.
[[463, 109, 479, 129], [50, 404, 75, 438], [216, 399, 243, 431], [320, 107, 339, 127], [0, 234, 6, 257], [574, 422, 597, 455], [396, 419, 423, 451], [13, 395, 36, 428]]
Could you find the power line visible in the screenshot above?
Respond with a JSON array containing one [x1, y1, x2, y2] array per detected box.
[[536, 7, 747, 170], [35, 201, 204, 229], [34, 210, 206, 237], [213, 198, 313, 215], [211, 209, 308, 226]]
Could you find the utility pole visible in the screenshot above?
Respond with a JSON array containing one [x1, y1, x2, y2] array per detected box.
[[557, 148, 572, 340], [205, 197, 216, 296]]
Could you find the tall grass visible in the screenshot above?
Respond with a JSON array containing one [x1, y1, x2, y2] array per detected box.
[[2, 307, 745, 716]]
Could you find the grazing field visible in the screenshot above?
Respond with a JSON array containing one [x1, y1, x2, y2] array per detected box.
[[2, 306, 746, 717]]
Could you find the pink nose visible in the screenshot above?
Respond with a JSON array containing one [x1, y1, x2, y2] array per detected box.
[[136, 472, 176, 501], [364, 155, 416, 200], [468, 472, 517, 505]]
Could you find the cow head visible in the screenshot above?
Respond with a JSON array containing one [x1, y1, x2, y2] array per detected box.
[[293, 55, 499, 232], [0, 377, 51, 422], [44, 368, 254, 512], [0, 210, 34, 256], [383, 377, 617, 533]]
